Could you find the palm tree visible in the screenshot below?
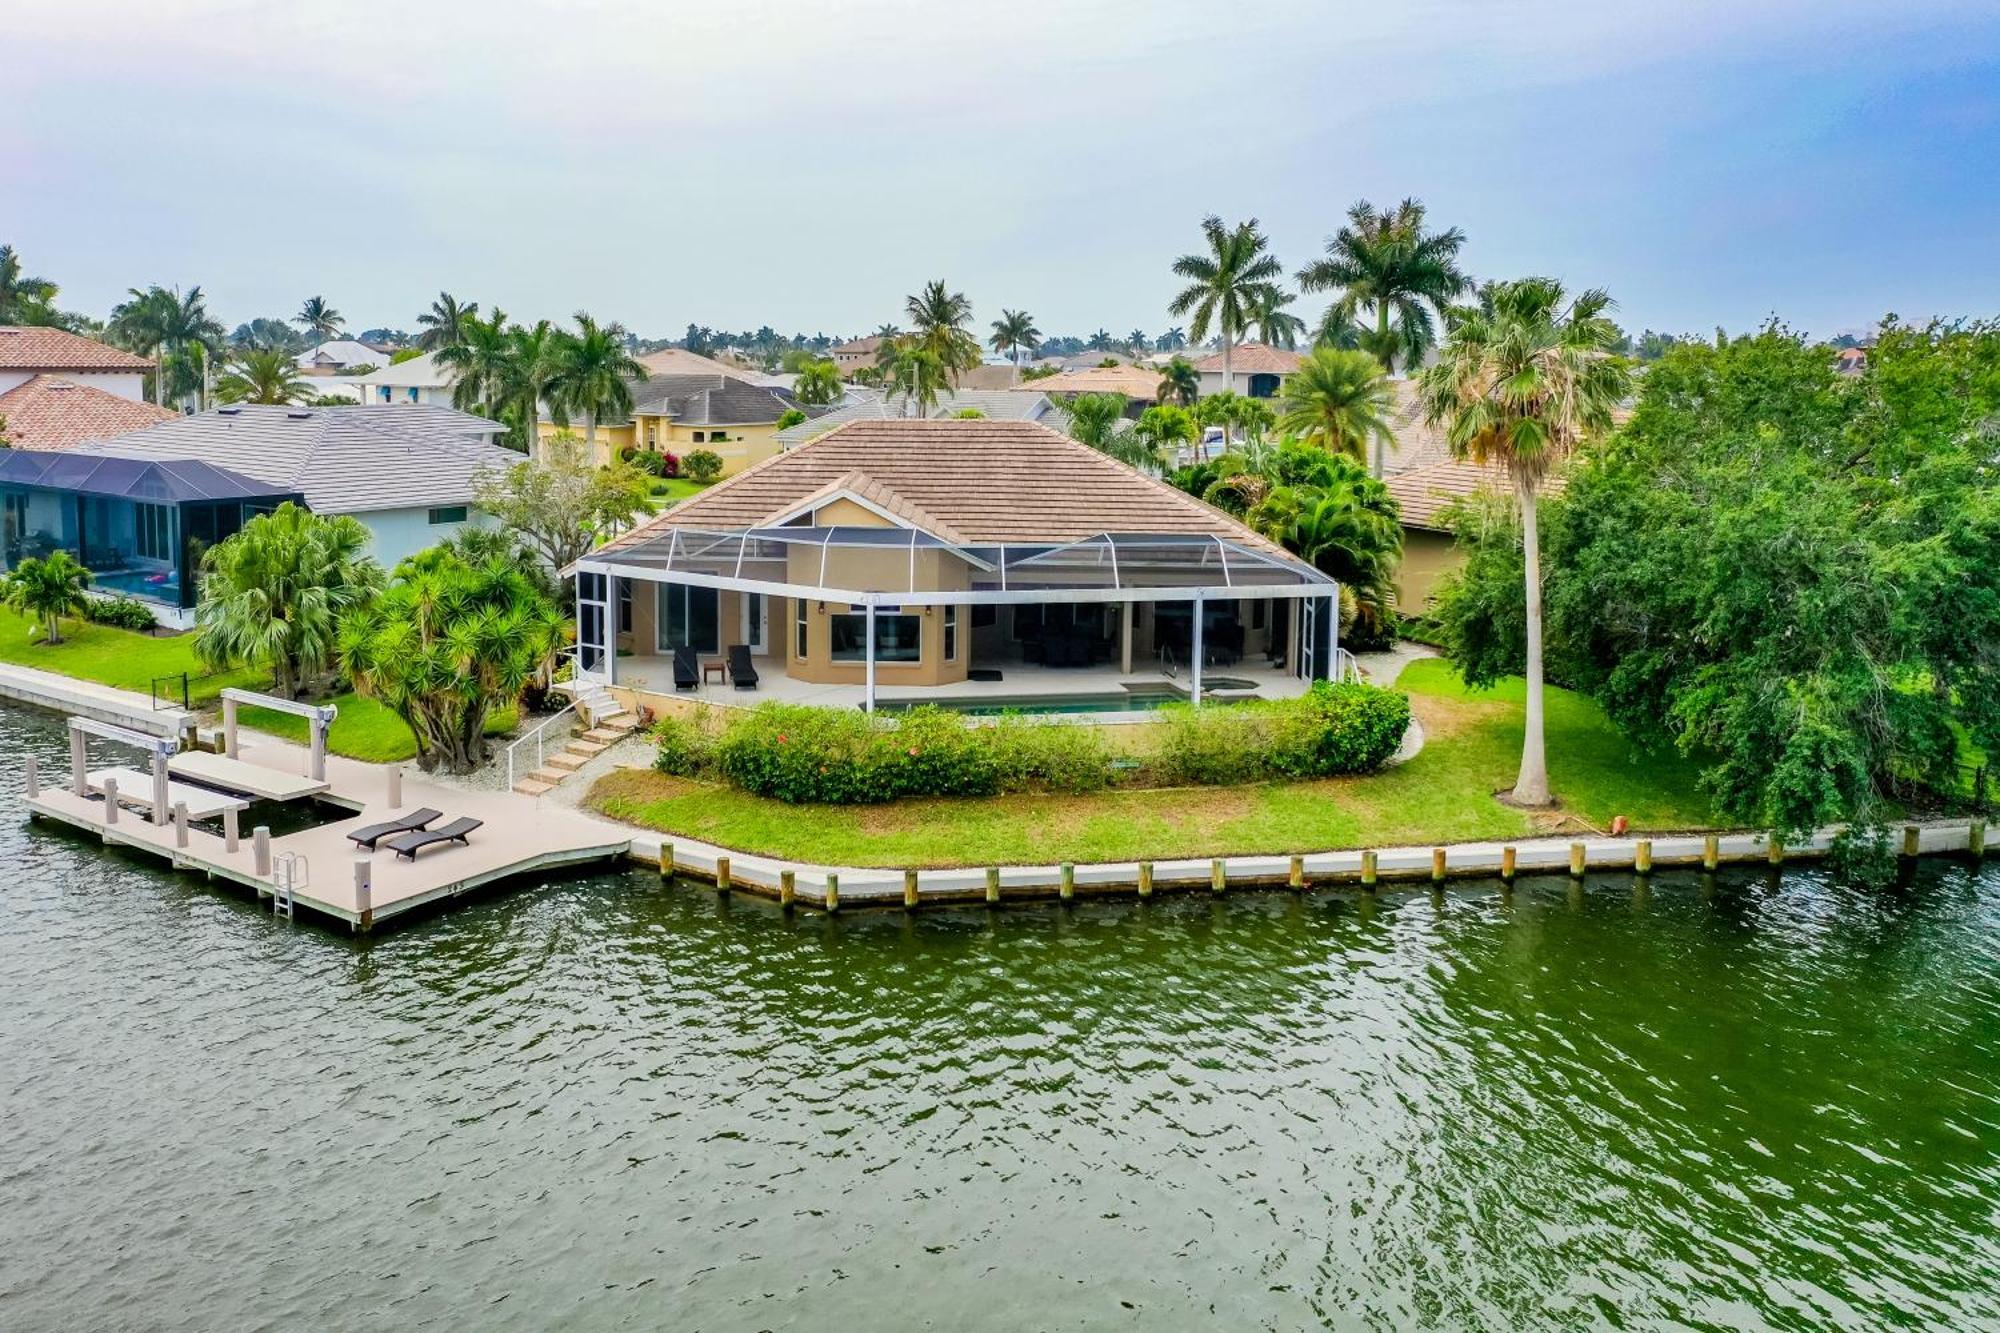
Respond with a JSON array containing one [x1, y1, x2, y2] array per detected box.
[[872, 322, 901, 340], [794, 358, 843, 406], [1126, 329, 1151, 356], [547, 312, 647, 460], [1156, 356, 1200, 408], [1253, 461, 1403, 640], [1063, 392, 1129, 454], [1129, 404, 1198, 471], [296, 296, 343, 341], [416, 292, 478, 351], [3, 551, 93, 644], [1297, 197, 1469, 375], [1279, 347, 1395, 466], [1085, 328, 1115, 352], [988, 309, 1041, 368], [108, 285, 224, 409], [495, 320, 564, 453], [194, 503, 383, 698], [1159, 326, 1187, 352], [878, 338, 950, 417], [1314, 305, 1364, 351], [0, 245, 58, 324], [436, 309, 515, 417], [1169, 215, 1283, 394], [1245, 287, 1307, 350], [215, 349, 313, 405], [1417, 277, 1630, 807], [904, 281, 981, 380]]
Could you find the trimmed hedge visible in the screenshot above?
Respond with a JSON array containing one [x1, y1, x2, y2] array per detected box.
[[651, 680, 1408, 806], [83, 595, 159, 632]]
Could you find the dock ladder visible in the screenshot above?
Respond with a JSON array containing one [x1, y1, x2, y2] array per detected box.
[[271, 851, 308, 920]]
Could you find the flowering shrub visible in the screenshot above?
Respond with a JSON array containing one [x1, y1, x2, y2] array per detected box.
[[682, 449, 723, 481]]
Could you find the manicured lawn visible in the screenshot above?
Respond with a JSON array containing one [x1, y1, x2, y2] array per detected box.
[[648, 477, 717, 508], [239, 694, 518, 764], [586, 658, 1721, 867], [0, 606, 262, 704]]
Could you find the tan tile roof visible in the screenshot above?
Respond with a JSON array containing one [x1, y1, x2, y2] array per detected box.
[[0, 326, 154, 372], [1193, 342, 1303, 374], [600, 418, 1294, 559], [1008, 364, 1163, 401], [0, 375, 176, 451], [1380, 379, 1453, 473], [1384, 457, 1568, 530]]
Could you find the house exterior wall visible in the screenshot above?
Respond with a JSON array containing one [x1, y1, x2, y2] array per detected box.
[[1197, 368, 1292, 399], [1394, 528, 1461, 616], [367, 382, 456, 406], [348, 504, 493, 568], [0, 369, 146, 399]]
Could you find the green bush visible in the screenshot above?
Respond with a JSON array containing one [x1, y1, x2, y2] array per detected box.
[[1154, 682, 1408, 785], [652, 711, 719, 778], [683, 449, 723, 481], [986, 716, 1113, 793], [83, 595, 158, 632]]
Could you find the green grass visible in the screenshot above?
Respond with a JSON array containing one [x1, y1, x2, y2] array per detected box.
[[648, 477, 717, 508], [0, 606, 261, 704], [587, 658, 1721, 868], [239, 694, 518, 764]]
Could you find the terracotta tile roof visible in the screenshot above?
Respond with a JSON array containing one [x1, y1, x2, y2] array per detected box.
[[1384, 457, 1568, 531], [599, 418, 1295, 560], [1192, 342, 1303, 375], [1008, 364, 1164, 401], [0, 375, 176, 451], [0, 326, 154, 372]]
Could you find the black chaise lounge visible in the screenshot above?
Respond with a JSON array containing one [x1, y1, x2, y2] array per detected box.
[[383, 816, 483, 861], [345, 807, 442, 850], [673, 645, 699, 691], [727, 644, 759, 690]]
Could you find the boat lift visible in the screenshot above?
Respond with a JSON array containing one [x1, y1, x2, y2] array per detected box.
[[216, 688, 339, 784]]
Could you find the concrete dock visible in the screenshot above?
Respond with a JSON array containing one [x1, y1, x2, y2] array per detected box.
[[26, 733, 630, 931]]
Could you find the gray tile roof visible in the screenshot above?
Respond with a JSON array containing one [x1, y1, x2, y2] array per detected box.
[[84, 403, 516, 514], [623, 373, 795, 426], [776, 389, 1061, 446]]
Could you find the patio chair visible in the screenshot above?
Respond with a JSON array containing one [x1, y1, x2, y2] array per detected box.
[[673, 645, 699, 691], [727, 644, 759, 690], [383, 816, 483, 862], [344, 807, 442, 850]]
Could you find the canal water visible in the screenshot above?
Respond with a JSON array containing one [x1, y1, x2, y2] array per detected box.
[[4, 701, 1998, 1331]]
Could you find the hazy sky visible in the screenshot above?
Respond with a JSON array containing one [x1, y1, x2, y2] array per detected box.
[[8, 1, 1998, 342]]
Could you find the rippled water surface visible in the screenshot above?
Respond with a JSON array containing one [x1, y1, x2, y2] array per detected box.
[[4, 702, 1999, 1331]]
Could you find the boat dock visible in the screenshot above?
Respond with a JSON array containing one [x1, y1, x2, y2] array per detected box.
[[24, 730, 630, 931]]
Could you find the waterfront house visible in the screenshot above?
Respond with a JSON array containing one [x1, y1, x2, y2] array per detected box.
[[567, 418, 1342, 716], [1194, 342, 1304, 399], [0, 326, 154, 400], [829, 335, 888, 378], [537, 371, 799, 473], [0, 374, 176, 451], [7, 404, 518, 623]]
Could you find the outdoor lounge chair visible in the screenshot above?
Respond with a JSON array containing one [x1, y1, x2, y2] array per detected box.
[[673, 645, 699, 691], [727, 644, 759, 690], [344, 808, 442, 850], [383, 816, 483, 861]]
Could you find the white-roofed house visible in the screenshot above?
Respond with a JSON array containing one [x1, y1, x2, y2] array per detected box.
[[348, 351, 462, 406]]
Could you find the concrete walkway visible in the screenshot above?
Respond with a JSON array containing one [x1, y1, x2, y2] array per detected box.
[[0, 662, 191, 738]]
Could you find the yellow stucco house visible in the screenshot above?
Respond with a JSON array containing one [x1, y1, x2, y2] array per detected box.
[[537, 371, 798, 476]]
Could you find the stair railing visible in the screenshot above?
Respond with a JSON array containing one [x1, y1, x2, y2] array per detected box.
[[506, 699, 580, 792]]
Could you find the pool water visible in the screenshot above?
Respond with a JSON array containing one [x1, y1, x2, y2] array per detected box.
[[89, 568, 177, 601], [880, 684, 1197, 715]]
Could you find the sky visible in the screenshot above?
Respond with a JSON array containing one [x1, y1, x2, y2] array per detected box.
[[6, 0, 1999, 344]]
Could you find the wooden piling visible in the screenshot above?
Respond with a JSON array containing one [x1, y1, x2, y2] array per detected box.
[[1702, 834, 1720, 871], [223, 806, 238, 853], [1059, 863, 1075, 901], [353, 857, 372, 930], [1634, 839, 1653, 875], [824, 873, 840, 912], [1768, 835, 1785, 867], [253, 826, 271, 877], [1568, 842, 1586, 878], [1902, 824, 1921, 859], [985, 866, 1001, 905], [1360, 849, 1378, 889], [172, 801, 189, 849], [1137, 862, 1154, 899], [903, 869, 919, 910], [386, 766, 402, 809], [1288, 854, 1305, 890], [659, 842, 674, 877], [23, 754, 38, 799], [1971, 818, 1988, 860], [779, 868, 796, 909], [715, 856, 731, 892], [1210, 858, 1226, 893], [1500, 845, 1517, 882], [1431, 848, 1447, 885], [102, 777, 119, 826]]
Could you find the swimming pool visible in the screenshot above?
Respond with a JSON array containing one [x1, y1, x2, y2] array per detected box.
[[878, 684, 1251, 716]]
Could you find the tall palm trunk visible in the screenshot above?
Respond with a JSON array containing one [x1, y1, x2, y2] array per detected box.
[[1511, 471, 1552, 806], [583, 409, 597, 464]]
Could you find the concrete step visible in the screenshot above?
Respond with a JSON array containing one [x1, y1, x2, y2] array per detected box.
[[591, 711, 639, 731], [527, 767, 569, 786], [583, 726, 633, 744], [546, 752, 589, 772], [512, 778, 557, 796], [566, 737, 611, 757]]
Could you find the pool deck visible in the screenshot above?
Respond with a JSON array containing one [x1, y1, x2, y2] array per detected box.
[[25, 733, 630, 930]]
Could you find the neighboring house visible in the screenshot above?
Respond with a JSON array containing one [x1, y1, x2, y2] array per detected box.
[[775, 390, 1063, 448], [637, 347, 789, 388], [538, 372, 798, 474], [1835, 346, 1868, 376], [1010, 363, 1164, 413], [1194, 342, 1304, 399], [567, 418, 1343, 716], [829, 335, 888, 378], [78, 404, 513, 602], [954, 364, 1022, 390], [0, 375, 176, 451], [295, 340, 391, 375], [348, 351, 460, 405], [0, 326, 154, 400], [1059, 351, 1133, 370]]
